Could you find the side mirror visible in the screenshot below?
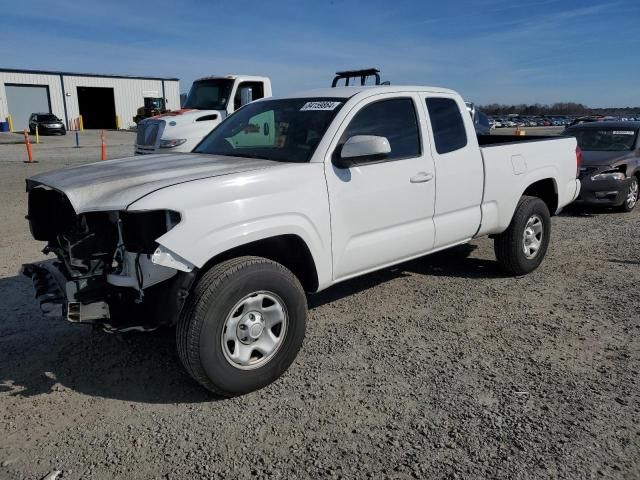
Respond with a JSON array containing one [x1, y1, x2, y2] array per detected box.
[[240, 87, 253, 106], [333, 135, 391, 168]]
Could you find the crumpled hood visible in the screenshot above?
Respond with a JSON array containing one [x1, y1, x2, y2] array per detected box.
[[26, 153, 280, 213], [581, 150, 631, 167]]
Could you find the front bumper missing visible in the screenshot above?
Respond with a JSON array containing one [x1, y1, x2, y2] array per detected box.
[[21, 260, 110, 323]]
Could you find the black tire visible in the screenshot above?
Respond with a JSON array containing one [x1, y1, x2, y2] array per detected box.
[[617, 176, 639, 213], [494, 196, 551, 275], [177, 256, 307, 397]]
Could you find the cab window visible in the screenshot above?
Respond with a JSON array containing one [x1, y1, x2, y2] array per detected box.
[[338, 98, 421, 161]]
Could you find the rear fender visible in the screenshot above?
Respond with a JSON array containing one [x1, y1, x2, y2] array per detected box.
[[478, 167, 560, 236]]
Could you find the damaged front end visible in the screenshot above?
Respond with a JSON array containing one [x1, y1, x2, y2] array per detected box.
[[22, 184, 196, 331]]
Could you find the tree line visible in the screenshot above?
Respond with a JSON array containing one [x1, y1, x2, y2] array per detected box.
[[479, 103, 640, 117]]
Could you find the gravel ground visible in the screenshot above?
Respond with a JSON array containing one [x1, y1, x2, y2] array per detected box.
[[0, 129, 638, 479]]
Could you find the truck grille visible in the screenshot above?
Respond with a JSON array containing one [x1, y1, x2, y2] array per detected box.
[[136, 120, 163, 147]]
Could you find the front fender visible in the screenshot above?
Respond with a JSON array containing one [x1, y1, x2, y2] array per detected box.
[[127, 163, 333, 289], [159, 213, 330, 287]]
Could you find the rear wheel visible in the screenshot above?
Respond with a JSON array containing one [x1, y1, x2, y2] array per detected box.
[[618, 176, 638, 213], [177, 256, 307, 397], [494, 196, 551, 275]]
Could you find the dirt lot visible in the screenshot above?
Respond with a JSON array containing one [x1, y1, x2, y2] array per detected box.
[[0, 129, 638, 479]]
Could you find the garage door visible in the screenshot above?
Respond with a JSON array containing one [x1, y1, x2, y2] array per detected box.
[[5, 84, 51, 131]]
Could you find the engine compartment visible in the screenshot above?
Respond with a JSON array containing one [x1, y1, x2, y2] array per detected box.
[[24, 185, 193, 330]]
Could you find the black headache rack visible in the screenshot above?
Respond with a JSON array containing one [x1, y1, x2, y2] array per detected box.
[[331, 68, 388, 87]]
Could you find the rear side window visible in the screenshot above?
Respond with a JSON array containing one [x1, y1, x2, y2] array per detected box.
[[339, 98, 420, 160], [426, 98, 467, 154]]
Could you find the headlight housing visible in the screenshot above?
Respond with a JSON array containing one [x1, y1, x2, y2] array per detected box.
[[591, 170, 625, 181], [159, 138, 187, 149], [120, 210, 181, 253]]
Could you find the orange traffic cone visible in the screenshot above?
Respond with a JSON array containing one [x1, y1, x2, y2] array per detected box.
[[100, 130, 106, 160], [23, 129, 35, 163]]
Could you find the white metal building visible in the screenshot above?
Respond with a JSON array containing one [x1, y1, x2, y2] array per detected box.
[[0, 68, 180, 131]]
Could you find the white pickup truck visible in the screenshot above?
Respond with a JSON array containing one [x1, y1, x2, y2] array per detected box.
[[23, 85, 580, 396], [135, 75, 272, 155]]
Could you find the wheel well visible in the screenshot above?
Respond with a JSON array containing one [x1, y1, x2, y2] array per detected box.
[[523, 179, 558, 215], [200, 235, 319, 292]]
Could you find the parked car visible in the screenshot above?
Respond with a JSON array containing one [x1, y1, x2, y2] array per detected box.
[[22, 85, 580, 396], [569, 115, 605, 127], [565, 121, 640, 212], [28, 113, 66, 135]]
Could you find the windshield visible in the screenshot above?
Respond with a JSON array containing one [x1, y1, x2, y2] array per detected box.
[[194, 98, 345, 163], [183, 79, 234, 110], [37, 114, 59, 122], [570, 128, 638, 152]]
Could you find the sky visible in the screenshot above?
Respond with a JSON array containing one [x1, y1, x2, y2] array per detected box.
[[1, 0, 639, 107]]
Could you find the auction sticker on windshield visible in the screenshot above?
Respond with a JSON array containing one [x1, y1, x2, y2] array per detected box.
[[300, 101, 342, 111]]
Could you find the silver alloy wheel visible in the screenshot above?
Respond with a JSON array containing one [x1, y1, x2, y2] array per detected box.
[[626, 177, 639, 209], [221, 291, 288, 370], [522, 214, 544, 259]]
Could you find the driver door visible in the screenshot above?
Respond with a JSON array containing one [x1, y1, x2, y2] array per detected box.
[[324, 93, 436, 280], [226, 110, 275, 148]]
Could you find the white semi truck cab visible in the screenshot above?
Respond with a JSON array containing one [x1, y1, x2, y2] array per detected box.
[[135, 75, 272, 154]]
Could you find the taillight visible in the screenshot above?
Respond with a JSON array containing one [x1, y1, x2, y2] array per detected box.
[[575, 146, 583, 177]]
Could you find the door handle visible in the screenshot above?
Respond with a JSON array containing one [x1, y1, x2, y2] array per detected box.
[[410, 172, 434, 183]]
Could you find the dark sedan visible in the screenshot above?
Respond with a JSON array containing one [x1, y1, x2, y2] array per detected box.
[[564, 122, 640, 212], [28, 113, 66, 135]]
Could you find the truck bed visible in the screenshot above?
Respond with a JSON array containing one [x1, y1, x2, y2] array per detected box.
[[477, 134, 569, 146], [475, 134, 579, 237]]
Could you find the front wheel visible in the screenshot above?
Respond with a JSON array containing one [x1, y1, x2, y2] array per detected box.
[[618, 176, 639, 213], [177, 256, 307, 397], [494, 196, 551, 275]]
